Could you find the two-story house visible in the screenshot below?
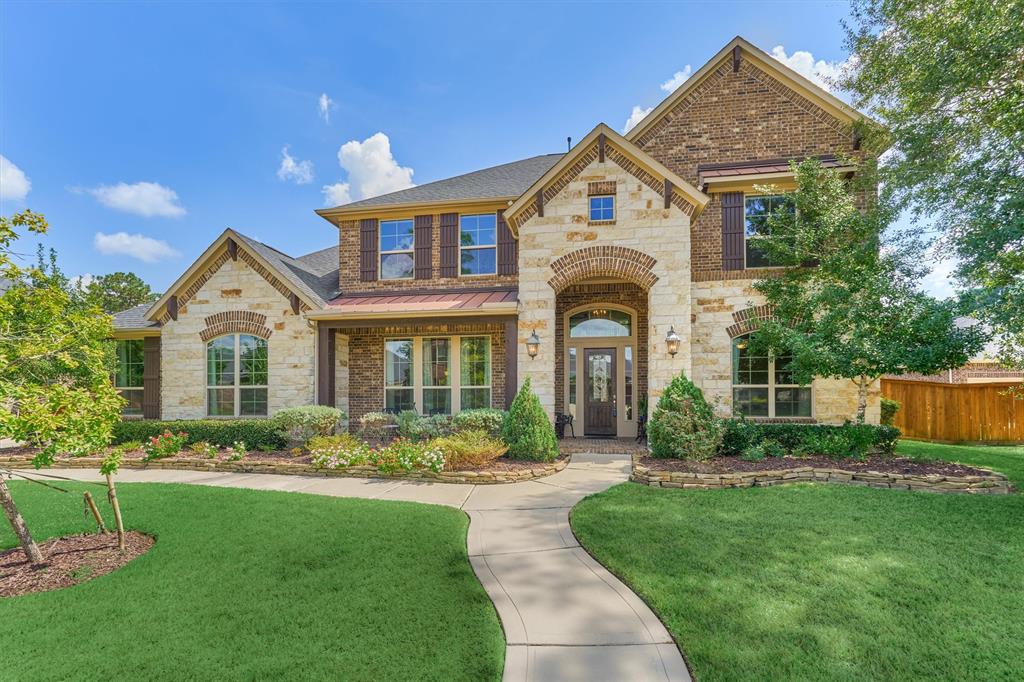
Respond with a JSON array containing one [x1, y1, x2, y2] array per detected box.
[[111, 36, 881, 436]]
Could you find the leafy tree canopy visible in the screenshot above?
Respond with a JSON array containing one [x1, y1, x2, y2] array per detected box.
[[80, 271, 160, 314]]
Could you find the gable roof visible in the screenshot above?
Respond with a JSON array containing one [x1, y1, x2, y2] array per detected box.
[[112, 303, 160, 331], [504, 123, 709, 234], [315, 154, 562, 219], [625, 36, 870, 145]]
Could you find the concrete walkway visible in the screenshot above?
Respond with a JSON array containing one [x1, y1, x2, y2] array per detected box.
[[47, 453, 690, 682]]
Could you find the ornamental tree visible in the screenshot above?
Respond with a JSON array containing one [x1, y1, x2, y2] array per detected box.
[[80, 271, 160, 314], [748, 160, 987, 422]]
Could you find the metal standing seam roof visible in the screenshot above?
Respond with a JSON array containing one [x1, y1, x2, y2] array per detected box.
[[326, 290, 517, 315], [698, 155, 846, 181]]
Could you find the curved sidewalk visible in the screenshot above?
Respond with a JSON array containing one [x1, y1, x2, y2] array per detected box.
[[48, 453, 690, 682]]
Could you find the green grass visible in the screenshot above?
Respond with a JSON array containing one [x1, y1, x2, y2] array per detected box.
[[572, 441, 1024, 681], [0, 482, 503, 681], [896, 439, 1024, 486]]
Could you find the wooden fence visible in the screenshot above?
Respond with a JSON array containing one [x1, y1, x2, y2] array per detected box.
[[881, 379, 1024, 444]]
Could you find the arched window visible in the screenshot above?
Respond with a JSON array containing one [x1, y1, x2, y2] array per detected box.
[[207, 334, 268, 416], [732, 335, 810, 417], [568, 308, 632, 338]]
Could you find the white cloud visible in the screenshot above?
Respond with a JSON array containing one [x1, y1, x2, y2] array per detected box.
[[0, 155, 31, 201], [94, 232, 180, 263], [622, 105, 653, 134], [660, 65, 692, 92], [921, 253, 958, 300], [321, 182, 352, 206], [770, 46, 850, 92], [87, 181, 186, 217], [323, 132, 414, 205], [277, 146, 314, 184], [70, 273, 95, 290], [318, 93, 336, 123]]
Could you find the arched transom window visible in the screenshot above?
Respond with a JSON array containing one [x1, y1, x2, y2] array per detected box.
[[731, 334, 811, 418], [207, 334, 268, 416], [568, 308, 632, 338]]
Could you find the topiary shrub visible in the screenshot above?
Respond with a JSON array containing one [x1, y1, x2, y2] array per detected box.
[[501, 378, 559, 462], [880, 397, 901, 426], [452, 408, 507, 437], [648, 372, 724, 460], [272, 405, 345, 448]]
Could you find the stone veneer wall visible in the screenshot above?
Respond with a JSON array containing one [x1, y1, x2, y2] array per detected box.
[[160, 256, 315, 419], [517, 159, 692, 418], [343, 321, 507, 428], [692, 279, 880, 424]]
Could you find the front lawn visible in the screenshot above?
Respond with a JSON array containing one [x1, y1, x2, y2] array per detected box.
[[572, 441, 1024, 681], [0, 482, 504, 681]]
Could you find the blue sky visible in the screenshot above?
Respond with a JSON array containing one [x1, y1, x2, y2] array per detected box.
[[0, 1, 951, 296]]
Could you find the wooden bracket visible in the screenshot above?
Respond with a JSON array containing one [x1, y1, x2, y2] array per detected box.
[[536, 190, 544, 218], [289, 292, 301, 315], [732, 45, 741, 72], [664, 179, 673, 209], [226, 237, 238, 261], [598, 133, 606, 163], [167, 295, 178, 321]]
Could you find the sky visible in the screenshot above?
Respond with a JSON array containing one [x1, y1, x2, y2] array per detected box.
[[0, 1, 953, 297]]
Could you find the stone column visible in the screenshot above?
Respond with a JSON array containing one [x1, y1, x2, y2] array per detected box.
[[334, 332, 350, 428], [517, 280, 556, 419]]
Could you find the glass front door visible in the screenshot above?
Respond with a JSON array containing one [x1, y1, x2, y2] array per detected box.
[[584, 348, 616, 436]]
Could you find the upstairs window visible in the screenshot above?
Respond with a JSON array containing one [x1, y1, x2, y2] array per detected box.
[[589, 195, 615, 222], [460, 214, 497, 276], [207, 334, 268, 417], [744, 195, 795, 268], [731, 335, 811, 418], [380, 219, 415, 279], [115, 339, 144, 416]]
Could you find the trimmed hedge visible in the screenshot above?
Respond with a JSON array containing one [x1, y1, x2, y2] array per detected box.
[[112, 419, 287, 450], [720, 420, 901, 458]]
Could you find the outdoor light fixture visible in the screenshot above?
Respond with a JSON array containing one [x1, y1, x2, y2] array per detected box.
[[665, 327, 681, 357], [735, 339, 749, 350], [526, 331, 540, 359]]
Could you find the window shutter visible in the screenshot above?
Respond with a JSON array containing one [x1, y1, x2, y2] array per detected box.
[[497, 210, 517, 275], [439, 213, 459, 277], [359, 218, 378, 281], [142, 336, 161, 420], [414, 215, 433, 279], [721, 192, 745, 271]]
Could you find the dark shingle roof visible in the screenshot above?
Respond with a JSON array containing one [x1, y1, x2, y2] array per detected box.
[[329, 154, 563, 209], [112, 303, 159, 331], [232, 234, 340, 307]]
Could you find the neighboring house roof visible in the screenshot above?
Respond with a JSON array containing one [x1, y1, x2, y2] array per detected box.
[[112, 303, 160, 331], [316, 154, 563, 217], [308, 289, 518, 321]]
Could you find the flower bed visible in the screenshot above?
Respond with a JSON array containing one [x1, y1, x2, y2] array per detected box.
[[631, 454, 1013, 494]]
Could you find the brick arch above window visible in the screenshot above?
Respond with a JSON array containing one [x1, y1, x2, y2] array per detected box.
[[726, 305, 775, 338], [547, 246, 658, 293], [199, 311, 273, 343]]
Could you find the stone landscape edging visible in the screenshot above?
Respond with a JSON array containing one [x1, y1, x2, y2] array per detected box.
[[0, 455, 568, 485], [630, 454, 1013, 494]]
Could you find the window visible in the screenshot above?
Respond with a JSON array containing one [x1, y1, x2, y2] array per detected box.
[[744, 195, 795, 268], [567, 347, 577, 418], [115, 339, 145, 416], [569, 308, 632, 338], [460, 214, 497, 276], [731, 335, 811, 418], [207, 334, 268, 417], [380, 219, 415, 279], [624, 345, 633, 421], [589, 195, 614, 222], [383, 336, 490, 414]]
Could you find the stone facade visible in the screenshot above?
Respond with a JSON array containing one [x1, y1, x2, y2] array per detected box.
[[159, 253, 315, 419]]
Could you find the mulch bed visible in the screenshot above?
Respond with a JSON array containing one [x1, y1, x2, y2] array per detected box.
[[1, 531, 153, 598], [638, 454, 994, 478]]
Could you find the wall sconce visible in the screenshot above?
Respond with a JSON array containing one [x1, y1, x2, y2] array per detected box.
[[665, 327, 681, 357], [526, 331, 540, 359]]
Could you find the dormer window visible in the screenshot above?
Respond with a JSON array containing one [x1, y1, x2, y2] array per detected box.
[[380, 219, 415, 279], [589, 195, 614, 222], [460, 214, 497, 276]]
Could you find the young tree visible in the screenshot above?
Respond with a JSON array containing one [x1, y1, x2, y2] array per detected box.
[[749, 160, 987, 422], [80, 271, 160, 314], [840, 0, 1024, 370]]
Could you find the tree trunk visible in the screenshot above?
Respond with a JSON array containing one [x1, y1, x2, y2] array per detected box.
[[83, 491, 106, 534], [105, 473, 125, 551], [855, 375, 869, 424], [0, 475, 44, 565]]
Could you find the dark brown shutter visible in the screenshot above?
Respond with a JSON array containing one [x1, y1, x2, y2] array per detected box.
[[497, 210, 517, 275], [721, 192, 745, 271], [142, 336, 161, 420], [359, 218, 378, 281], [439, 212, 459, 278], [414, 215, 433, 280]]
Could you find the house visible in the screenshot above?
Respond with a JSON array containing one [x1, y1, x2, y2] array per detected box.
[[111, 36, 882, 436]]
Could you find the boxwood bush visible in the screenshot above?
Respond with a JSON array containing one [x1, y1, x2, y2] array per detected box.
[[112, 419, 287, 450], [648, 372, 724, 460], [719, 420, 901, 459], [451, 408, 507, 437], [501, 378, 558, 462]]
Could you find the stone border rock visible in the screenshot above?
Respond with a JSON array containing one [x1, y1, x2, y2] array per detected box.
[[630, 454, 1013, 494], [0, 455, 568, 485]]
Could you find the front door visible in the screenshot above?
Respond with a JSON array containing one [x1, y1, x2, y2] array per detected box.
[[584, 348, 616, 436]]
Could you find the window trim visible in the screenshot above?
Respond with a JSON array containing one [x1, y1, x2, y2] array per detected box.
[[588, 195, 615, 223], [114, 339, 145, 417], [743, 193, 793, 270], [731, 334, 813, 418], [379, 218, 416, 280], [459, 213, 498, 277], [383, 335, 492, 414], [206, 333, 269, 418]]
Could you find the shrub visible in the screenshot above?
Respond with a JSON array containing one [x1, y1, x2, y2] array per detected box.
[[433, 430, 508, 470], [724, 422, 902, 459], [740, 445, 765, 462], [225, 441, 247, 462], [451, 409, 507, 437], [501, 378, 558, 462], [272, 406, 345, 447], [376, 438, 445, 473], [648, 373, 723, 460], [142, 430, 187, 461], [310, 434, 372, 469], [359, 411, 397, 442], [719, 418, 762, 457], [880, 398, 901, 426], [189, 441, 218, 459], [113, 419, 286, 450]]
